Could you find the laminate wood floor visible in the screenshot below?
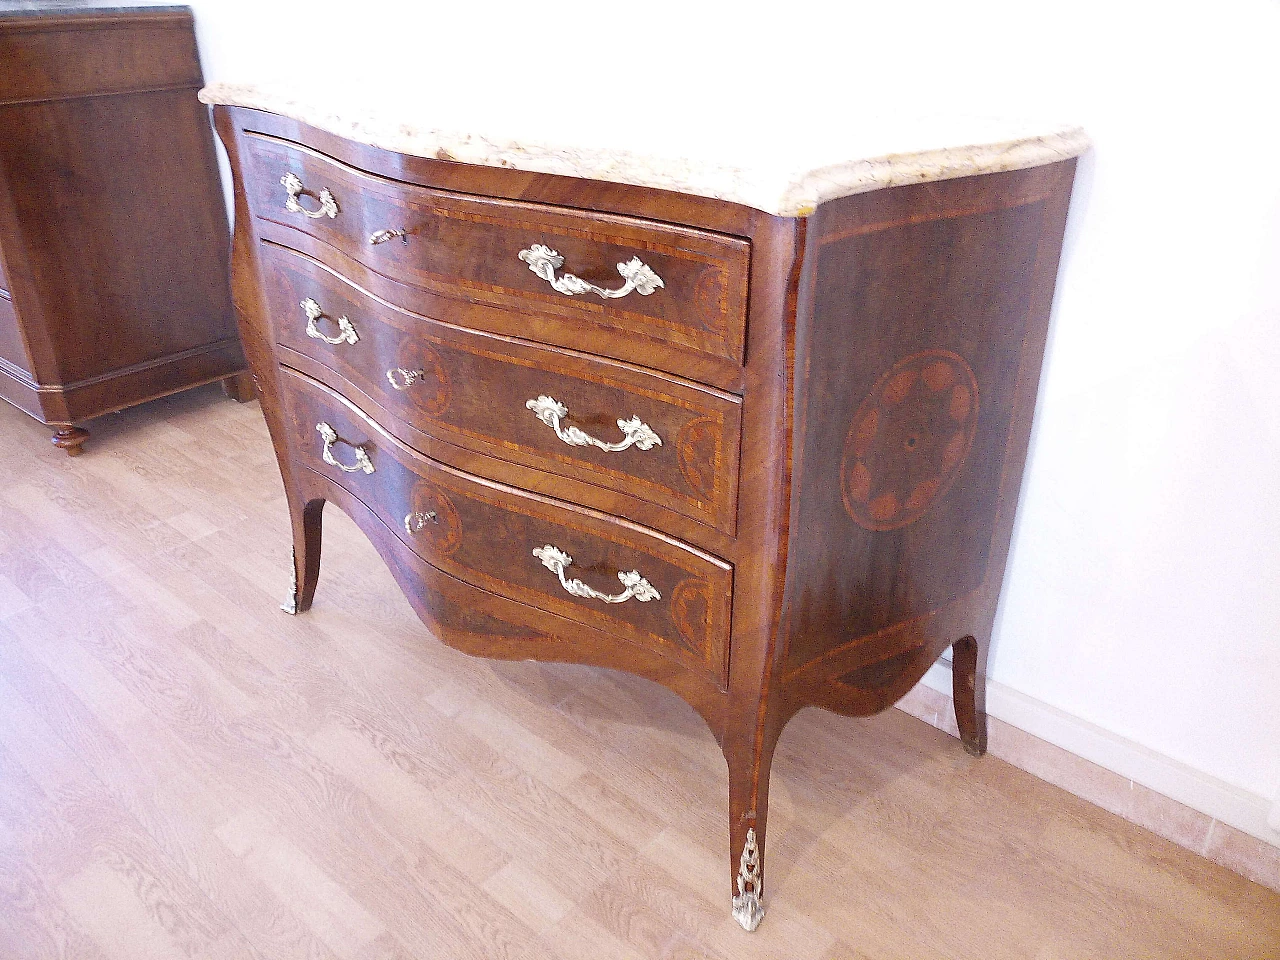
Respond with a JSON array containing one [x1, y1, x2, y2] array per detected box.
[[0, 386, 1276, 960]]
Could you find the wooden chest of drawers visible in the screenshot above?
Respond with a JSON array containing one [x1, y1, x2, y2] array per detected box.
[[0, 5, 250, 455], [210, 96, 1083, 931]]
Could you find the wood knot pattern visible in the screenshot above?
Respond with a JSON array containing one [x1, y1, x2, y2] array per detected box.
[[841, 349, 979, 531]]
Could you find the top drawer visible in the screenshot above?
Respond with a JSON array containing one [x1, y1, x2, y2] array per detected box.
[[244, 134, 750, 366]]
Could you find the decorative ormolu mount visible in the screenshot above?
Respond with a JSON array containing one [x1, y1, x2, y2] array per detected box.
[[525, 395, 662, 453], [281, 546, 299, 615], [731, 828, 765, 932], [281, 171, 338, 219], [532, 544, 660, 605], [302, 298, 359, 346], [518, 243, 664, 300]]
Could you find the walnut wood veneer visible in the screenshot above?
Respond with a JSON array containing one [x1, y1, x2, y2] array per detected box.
[[0, 4, 249, 455], [214, 104, 1077, 931]]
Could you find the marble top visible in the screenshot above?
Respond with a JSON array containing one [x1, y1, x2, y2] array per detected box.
[[201, 82, 1089, 218], [0, 1, 184, 15]]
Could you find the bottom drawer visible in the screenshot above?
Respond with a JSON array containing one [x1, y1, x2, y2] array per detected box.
[[280, 366, 732, 684]]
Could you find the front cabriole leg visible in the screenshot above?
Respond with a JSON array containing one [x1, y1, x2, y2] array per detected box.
[[724, 718, 782, 931], [282, 496, 324, 614]]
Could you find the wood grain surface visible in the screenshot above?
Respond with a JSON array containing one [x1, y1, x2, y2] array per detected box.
[[0, 387, 1276, 960]]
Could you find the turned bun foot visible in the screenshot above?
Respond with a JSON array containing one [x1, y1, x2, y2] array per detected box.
[[51, 426, 89, 456]]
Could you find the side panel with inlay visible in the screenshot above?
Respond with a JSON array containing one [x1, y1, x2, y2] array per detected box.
[[781, 164, 1076, 683]]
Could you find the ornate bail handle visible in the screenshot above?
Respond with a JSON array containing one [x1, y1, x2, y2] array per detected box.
[[301, 298, 359, 346], [518, 244, 664, 300], [316, 422, 374, 474], [532, 545, 660, 605], [281, 172, 339, 219], [525, 395, 661, 453]]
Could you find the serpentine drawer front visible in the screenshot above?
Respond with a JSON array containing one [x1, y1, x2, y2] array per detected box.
[[210, 92, 1085, 933], [244, 133, 750, 365], [281, 368, 733, 684], [261, 242, 743, 535]]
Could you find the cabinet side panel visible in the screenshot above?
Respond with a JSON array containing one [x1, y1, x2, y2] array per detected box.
[[0, 89, 236, 386], [0, 290, 31, 375], [781, 164, 1076, 693]]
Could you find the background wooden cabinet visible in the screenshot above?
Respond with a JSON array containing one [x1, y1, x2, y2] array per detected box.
[[0, 4, 250, 455]]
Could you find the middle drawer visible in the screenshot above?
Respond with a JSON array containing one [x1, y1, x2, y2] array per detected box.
[[262, 241, 742, 535]]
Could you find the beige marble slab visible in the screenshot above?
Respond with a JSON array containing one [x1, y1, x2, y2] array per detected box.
[[199, 81, 1089, 217]]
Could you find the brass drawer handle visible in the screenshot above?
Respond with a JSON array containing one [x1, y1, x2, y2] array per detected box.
[[404, 511, 437, 535], [301, 298, 359, 346], [532, 544, 660, 605], [518, 244, 664, 300], [525, 395, 661, 453], [386, 367, 425, 391], [281, 172, 339, 219], [316, 422, 374, 474]]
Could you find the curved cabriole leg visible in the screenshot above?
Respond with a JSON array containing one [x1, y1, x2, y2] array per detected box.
[[282, 497, 324, 615], [51, 426, 89, 456], [952, 634, 989, 756], [725, 730, 778, 931]]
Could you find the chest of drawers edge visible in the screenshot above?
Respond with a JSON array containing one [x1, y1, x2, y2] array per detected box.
[[212, 102, 1078, 932]]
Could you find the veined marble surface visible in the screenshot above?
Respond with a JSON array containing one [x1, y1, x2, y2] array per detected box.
[[200, 82, 1089, 218]]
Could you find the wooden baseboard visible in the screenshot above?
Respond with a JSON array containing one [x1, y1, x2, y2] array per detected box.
[[897, 663, 1280, 893]]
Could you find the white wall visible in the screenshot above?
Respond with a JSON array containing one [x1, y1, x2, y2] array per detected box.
[[186, 1, 1280, 834]]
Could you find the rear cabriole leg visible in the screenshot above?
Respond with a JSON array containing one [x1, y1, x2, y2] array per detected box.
[[952, 634, 988, 756]]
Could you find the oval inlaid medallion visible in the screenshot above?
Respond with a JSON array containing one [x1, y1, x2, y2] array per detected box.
[[408, 483, 462, 557], [840, 349, 979, 531], [669, 577, 711, 658], [691, 269, 729, 334], [675, 416, 719, 501], [394, 339, 451, 417]]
